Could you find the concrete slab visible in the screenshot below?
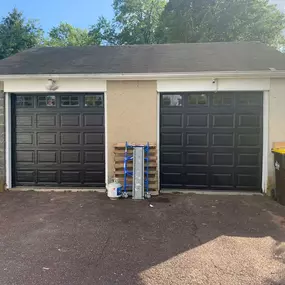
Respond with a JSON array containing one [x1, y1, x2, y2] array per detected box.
[[0, 191, 284, 285]]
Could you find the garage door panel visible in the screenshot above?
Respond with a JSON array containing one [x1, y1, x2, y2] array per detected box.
[[212, 133, 234, 147], [161, 172, 184, 188], [17, 133, 34, 145], [161, 133, 183, 146], [161, 114, 183, 128], [236, 93, 263, 106], [237, 134, 261, 147], [212, 114, 234, 128], [212, 93, 234, 106], [38, 151, 57, 164], [61, 151, 81, 164], [60, 133, 81, 145], [185, 173, 209, 187], [161, 164, 184, 172], [16, 115, 33, 127], [83, 133, 104, 145], [186, 114, 209, 128], [212, 153, 234, 166], [211, 173, 234, 188], [84, 171, 105, 184], [38, 170, 58, 183], [13, 93, 105, 187], [83, 164, 105, 172], [185, 165, 209, 187], [60, 171, 81, 183], [238, 153, 260, 167], [60, 114, 80, 127], [236, 173, 260, 188], [161, 151, 183, 165], [237, 114, 261, 128], [36, 114, 57, 127], [37, 133, 57, 145], [186, 152, 208, 166], [84, 114, 104, 127], [16, 151, 35, 163], [160, 92, 262, 191], [185, 164, 209, 172], [187, 133, 208, 147], [235, 129, 262, 137], [16, 170, 35, 183], [84, 151, 104, 164], [160, 165, 184, 187]]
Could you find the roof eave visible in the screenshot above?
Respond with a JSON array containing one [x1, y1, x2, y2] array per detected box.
[[0, 70, 285, 80]]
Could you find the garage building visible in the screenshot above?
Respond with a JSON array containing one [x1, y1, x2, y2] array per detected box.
[[0, 42, 284, 193]]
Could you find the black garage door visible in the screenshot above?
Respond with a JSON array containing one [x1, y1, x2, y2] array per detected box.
[[12, 93, 105, 187], [160, 92, 263, 191]]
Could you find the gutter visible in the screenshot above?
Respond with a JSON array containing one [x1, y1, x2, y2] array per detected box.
[[0, 70, 285, 80]]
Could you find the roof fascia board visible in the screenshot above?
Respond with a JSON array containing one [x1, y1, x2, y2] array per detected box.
[[1, 71, 285, 80]]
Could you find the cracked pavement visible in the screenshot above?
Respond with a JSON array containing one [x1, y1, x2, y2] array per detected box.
[[0, 191, 284, 285]]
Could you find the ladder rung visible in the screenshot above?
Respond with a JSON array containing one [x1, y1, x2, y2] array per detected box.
[[115, 170, 157, 175]]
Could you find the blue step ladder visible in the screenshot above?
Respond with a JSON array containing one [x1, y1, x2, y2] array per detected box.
[[122, 142, 151, 199]]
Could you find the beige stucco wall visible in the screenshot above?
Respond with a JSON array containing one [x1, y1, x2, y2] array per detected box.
[[268, 78, 285, 190], [107, 81, 157, 180]]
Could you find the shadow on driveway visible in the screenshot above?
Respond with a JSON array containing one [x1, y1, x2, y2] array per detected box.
[[0, 191, 284, 285]]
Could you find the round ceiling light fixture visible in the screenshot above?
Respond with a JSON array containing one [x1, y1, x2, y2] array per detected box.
[[46, 79, 59, 91]]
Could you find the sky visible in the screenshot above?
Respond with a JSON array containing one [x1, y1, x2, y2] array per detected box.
[[272, 0, 285, 12], [0, 0, 114, 32]]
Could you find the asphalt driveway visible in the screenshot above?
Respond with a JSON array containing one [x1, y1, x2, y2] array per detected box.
[[0, 191, 284, 285]]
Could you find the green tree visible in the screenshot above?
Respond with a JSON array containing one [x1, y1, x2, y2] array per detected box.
[[44, 22, 101, 47], [89, 16, 118, 45], [0, 8, 43, 59], [112, 0, 167, 44], [157, 0, 285, 46]]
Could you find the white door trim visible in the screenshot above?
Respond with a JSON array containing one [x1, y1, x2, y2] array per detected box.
[[156, 92, 160, 192], [5, 93, 12, 189], [262, 91, 269, 193], [104, 91, 108, 186]]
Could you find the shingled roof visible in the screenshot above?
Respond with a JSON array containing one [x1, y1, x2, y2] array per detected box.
[[0, 42, 284, 75]]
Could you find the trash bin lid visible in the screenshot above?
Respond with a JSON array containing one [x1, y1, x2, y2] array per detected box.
[[272, 148, 285, 154]]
